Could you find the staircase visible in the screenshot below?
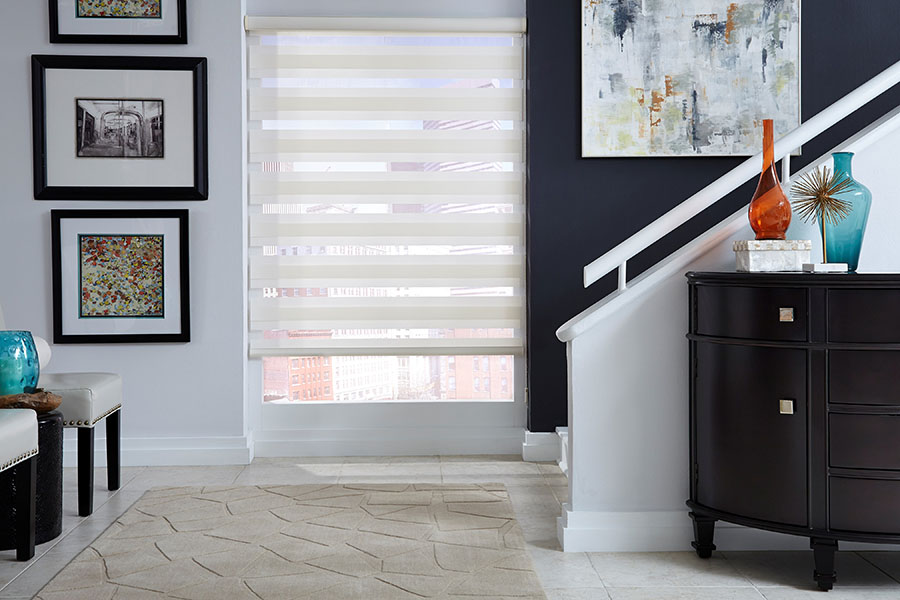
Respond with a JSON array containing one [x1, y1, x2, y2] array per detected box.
[[554, 60, 900, 552]]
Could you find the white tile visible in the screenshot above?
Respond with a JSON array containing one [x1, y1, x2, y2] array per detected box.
[[232, 465, 339, 486], [723, 551, 897, 588], [341, 463, 440, 477], [62, 467, 145, 493], [607, 587, 765, 599], [508, 486, 561, 517], [388, 455, 440, 463], [441, 454, 523, 462], [546, 588, 612, 600], [529, 546, 605, 589], [441, 461, 541, 475], [857, 552, 900, 583], [251, 456, 343, 466], [588, 552, 753, 587], [126, 466, 244, 490], [550, 484, 569, 503], [760, 588, 900, 599]]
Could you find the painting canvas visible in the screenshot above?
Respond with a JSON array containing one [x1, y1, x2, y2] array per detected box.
[[76, 0, 161, 18], [79, 235, 164, 318], [50, 0, 186, 46], [76, 99, 164, 158], [582, 0, 801, 157]]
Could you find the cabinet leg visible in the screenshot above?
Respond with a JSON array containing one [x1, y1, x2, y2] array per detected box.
[[811, 537, 838, 591], [689, 512, 717, 558]]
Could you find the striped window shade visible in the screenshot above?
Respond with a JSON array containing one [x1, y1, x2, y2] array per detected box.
[[246, 18, 526, 359]]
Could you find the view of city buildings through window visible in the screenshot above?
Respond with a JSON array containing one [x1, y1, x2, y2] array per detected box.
[[264, 353, 513, 403]]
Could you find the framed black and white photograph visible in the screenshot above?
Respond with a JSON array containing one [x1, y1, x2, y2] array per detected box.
[[32, 55, 207, 200], [51, 209, 190, 344], [49, 0, 187, 44]]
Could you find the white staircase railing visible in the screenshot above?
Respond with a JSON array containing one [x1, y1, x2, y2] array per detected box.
[[556, 101, 900, 342], [581, 59, 900, 292]]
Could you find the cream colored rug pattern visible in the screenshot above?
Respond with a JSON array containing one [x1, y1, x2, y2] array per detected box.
[[37, 484, 546, 600]]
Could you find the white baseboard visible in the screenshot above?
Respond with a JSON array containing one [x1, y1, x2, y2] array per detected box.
[[62, 435, 253, 467], [521, 430, 560, 462], [556, 505, 900, 552], [556, 427, 568, 476], [254, 426, 525, 457]]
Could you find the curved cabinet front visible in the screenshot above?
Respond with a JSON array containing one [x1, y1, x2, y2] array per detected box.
[[694, 342, 807, 527], [687, 271, 900, 591]]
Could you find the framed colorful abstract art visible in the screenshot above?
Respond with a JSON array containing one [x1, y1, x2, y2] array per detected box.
[[581, 0, 801, 156], [49, 0, 187, 44], [32, 55, 208, 200], [51, 209, 190, 344]]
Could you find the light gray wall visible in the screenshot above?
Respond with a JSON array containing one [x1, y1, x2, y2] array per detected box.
[[0, 0, 248, 455]]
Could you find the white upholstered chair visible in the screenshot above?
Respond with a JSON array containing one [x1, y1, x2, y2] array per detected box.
[[0, 409, 38, 560], [39, 373, 121, 516], [0, 305, 122, 517]]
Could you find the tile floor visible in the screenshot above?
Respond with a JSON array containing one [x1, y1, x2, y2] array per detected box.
[[0, 456, 898, 599]]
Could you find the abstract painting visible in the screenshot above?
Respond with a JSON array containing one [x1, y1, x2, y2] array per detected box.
[[79, 235, 164, 318], [77, 0, 161, 18], [582, 0, 800, 157]]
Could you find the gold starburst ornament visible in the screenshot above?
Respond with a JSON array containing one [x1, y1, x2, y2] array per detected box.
[[790, 167, 853, 263]]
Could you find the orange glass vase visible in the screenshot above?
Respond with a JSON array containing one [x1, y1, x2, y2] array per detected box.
[[748, 119, 791, 240]]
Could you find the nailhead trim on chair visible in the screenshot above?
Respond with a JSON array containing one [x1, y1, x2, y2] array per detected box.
[[1, 447, 38, 472], [63, 404, 122, 428]]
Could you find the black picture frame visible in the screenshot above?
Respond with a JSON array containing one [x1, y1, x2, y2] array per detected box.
[[49, 0, 187, 44], [51, 209, 191, 344], [32, 55, 208, 201]]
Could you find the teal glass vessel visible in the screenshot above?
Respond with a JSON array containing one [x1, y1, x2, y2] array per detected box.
[[823, 152, 872, 271], [0, 331, 40, 396]]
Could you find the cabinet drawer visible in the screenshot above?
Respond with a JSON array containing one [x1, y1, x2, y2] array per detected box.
[[830, 477, 900, 534], [695, 285, 806, 341], [830, 351, 900, 405], [829, 289, 900, 343], [830, 414, 900, 470]]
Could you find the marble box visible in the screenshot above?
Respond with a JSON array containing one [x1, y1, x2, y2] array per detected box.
[[733, 240, 812, 272]]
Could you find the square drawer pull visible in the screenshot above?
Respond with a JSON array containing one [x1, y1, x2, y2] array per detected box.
[[780, 399, 794, 415], [780, 307, 795, 322]]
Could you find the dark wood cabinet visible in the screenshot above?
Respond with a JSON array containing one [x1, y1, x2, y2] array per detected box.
[[687, 272, 900, 591]]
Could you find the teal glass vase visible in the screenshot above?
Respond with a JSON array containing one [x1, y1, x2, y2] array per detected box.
[[823, 152, 872, 271], [0, 331, 40, 396]]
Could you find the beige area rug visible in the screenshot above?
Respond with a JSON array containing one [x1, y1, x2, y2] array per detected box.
[[37, 484, 547, 600]]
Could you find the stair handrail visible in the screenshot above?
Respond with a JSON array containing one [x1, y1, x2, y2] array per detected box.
[[583, 59, 900, 290]]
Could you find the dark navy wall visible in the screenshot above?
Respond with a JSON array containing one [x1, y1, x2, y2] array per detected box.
[[526, 0, 900, 432]]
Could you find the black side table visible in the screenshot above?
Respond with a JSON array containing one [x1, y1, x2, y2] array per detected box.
[[0, 410, 63, 548]]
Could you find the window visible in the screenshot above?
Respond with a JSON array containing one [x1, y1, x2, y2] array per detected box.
[[292, 391, 299, 400], [474, 378, 481, 392], [501, 377, 508, 393], [248, 22, 524, 403], [484, 378, 490, 392], [291, 359, 299, 369], [291, 375, 299, 384], [500, 356, 508, 370]]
